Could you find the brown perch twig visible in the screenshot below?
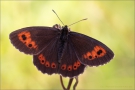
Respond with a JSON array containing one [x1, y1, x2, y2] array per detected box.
[[60, 75, 78, 90]]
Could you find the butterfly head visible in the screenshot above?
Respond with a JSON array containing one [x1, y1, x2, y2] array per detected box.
[[62, 25, 70, 32], [53, 24, 70, 32]]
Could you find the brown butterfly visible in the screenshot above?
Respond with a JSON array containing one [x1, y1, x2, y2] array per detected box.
[[9, 23, 114, 78]]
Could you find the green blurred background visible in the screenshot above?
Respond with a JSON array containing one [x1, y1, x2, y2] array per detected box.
[[1, 1, 134, 90]]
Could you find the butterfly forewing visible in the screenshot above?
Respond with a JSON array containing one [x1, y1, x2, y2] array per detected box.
[[9, 26, 59, 55], [69, 32, 114, 66], [33, 37, 59, 75], [58, 39, 86, 78]]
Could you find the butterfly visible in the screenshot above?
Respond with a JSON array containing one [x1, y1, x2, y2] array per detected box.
[[9, 23, 114, 78]]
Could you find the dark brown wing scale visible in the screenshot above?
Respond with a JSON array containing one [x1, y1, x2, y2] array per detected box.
[[69, 32, 114, 66], [58, 39, 86, 77], [9, 26, 59, 55], [33, 38, 59, 75]]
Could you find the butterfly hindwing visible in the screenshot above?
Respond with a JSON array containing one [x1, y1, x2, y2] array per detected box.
[[9, 26, 59, 55], [69, 32, 114, 66], [58, 39, 86, 78], [33, 37, 59, 75]]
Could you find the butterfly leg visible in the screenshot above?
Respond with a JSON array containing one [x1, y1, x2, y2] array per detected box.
[[73, 77, 78, 90], [60, 75, 78, 90], [60, 75, 75, 90], [67, 78, 74, 90], [60, 75, 66, 90]]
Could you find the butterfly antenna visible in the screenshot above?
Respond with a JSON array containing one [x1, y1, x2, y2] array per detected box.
[[52, 10, 65, 26], [68, 18, 88, 27]]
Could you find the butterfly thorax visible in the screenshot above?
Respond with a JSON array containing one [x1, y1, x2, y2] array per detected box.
[[60, 25, 69, 41]]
